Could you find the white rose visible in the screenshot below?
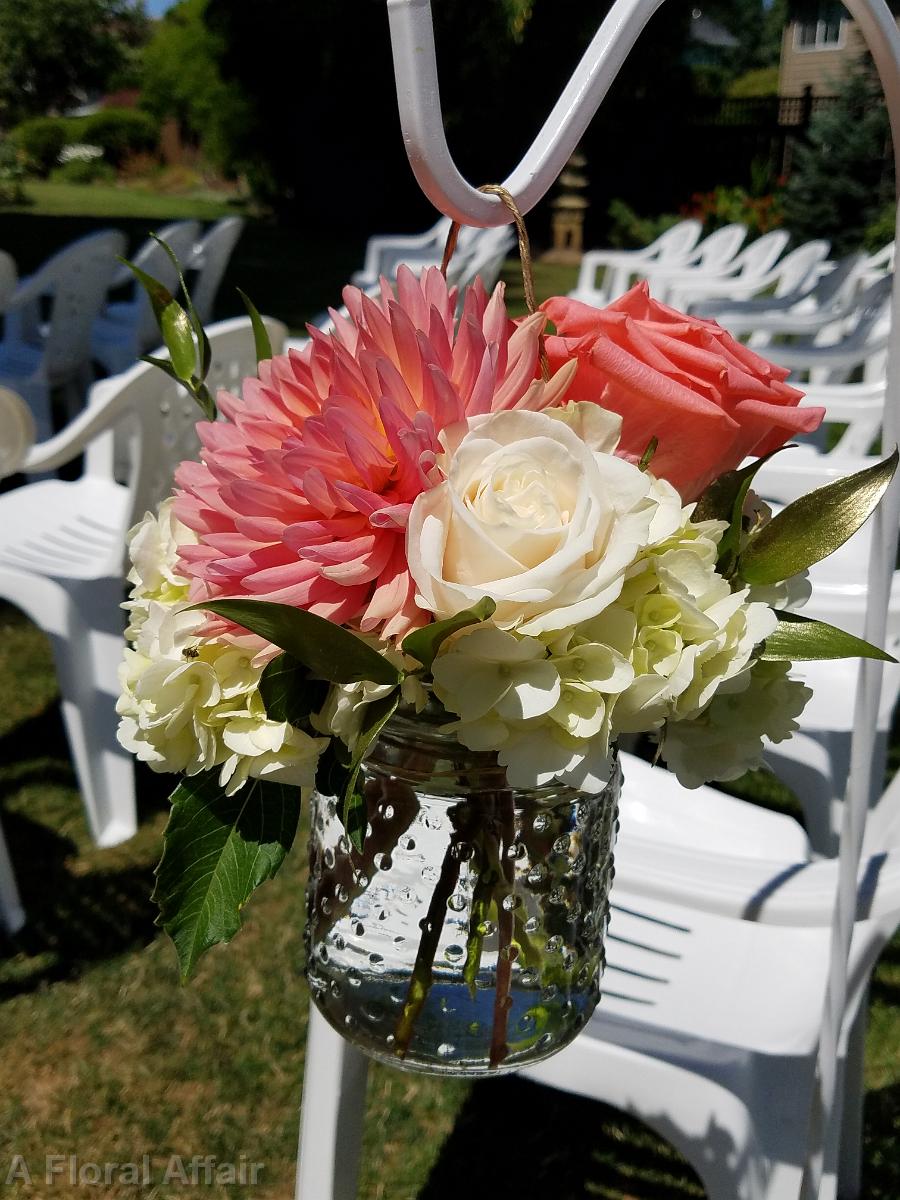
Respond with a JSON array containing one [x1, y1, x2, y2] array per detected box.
[[407, 406, 676, 635]]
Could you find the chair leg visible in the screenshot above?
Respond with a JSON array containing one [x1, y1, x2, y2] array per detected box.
[[296, 1005, 369, 1200], [49, 581, 137, 847], [0, 814, 25, 934], [835, 1000, 867, 1199]]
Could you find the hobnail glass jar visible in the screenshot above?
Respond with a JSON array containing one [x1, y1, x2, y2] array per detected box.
[[305, 703, 620, 1076]]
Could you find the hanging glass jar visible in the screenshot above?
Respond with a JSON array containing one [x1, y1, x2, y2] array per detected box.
[[305, 702, 620, 1076]]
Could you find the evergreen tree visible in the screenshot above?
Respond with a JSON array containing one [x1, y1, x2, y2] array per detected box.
[[783, 62, 893, 256]]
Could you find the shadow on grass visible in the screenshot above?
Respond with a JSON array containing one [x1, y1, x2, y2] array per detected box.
[[419, 1076, 704, 1200], [0, 703, 170, 1000]]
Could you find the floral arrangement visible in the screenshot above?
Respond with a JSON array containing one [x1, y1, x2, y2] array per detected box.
[[116, 254, 895, 999]]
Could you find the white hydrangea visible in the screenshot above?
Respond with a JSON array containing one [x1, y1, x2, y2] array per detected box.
[[117, 505, 327, 794], [312, 640, 427, 752], [428, 491, 794, 792], [659, 659, 812, 788]]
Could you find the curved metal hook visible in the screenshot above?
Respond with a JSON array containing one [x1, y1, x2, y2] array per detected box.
[[388, 0, 667, 226]]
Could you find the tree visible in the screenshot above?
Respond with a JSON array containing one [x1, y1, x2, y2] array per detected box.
[[139, 0, 252, 175], [783, 62, 893, 256], [0, 0, 148, 125]]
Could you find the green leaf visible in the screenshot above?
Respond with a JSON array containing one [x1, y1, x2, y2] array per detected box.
[[693, 449, 785, 575], [160, 298, 197, 384], [259, 653, 329, 725], [237, 287, 273, 365], [152, 234, 212, 382], [341, 692, 400, 852], [401, 598, 496, 669], [194, 599, 401, 685], [313, 692, 400, 854], [638, 436, 658, 472], [152, 772, 300, 980], [738, 449, 899, 587], [760, 610, 897, 663]]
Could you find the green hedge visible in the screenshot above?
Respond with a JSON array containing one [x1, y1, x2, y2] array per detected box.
[[11, 108, 161, 177]]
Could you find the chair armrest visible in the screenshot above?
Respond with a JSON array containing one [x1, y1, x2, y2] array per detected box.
[[614, 833, 900, 928], [21, 375, 132, 473]]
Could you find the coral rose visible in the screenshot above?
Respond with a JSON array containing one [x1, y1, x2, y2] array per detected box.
[[542, 282, 824, 500]]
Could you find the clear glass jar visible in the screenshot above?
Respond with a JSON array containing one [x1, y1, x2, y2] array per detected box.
[[305, 703, 620, 1076]]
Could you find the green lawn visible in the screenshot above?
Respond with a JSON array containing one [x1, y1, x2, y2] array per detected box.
[[9, 181, 246, 222]]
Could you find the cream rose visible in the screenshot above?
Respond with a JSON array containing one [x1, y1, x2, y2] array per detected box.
[[406, 406, 676, 635]]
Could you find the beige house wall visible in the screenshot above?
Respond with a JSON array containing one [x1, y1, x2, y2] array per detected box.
[[779, 19, 871, 96]]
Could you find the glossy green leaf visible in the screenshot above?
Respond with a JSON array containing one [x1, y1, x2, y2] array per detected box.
[[340, 692, 400, 852], [237, 288, 273, 366], [195, 599, 401, 685], [760, 610, 896, 663], [314, 694, 399, 853], [259, 653, 329, 725], [739, 449, 899, 587], [153, 772, 300, 980], [693, 449, 785, 574], [160, 298, 197, 384], [638, 436, 658, 472], [153, 234, 212, 381], [402, 598, 496, 670]]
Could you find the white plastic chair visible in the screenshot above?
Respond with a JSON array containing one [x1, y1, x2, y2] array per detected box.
[[659, 232, 810, 310], [447, 224, 515, 293], [0, 249, 17, 311], [350, 216, 482, 288], [188, 217, 245, 324], [0, 813, 24, 935], [295, 743, 900, 1200], [90, 220, 201, 377], [691, 253, 866, 329], [0, 315, 286, 847], [761, 274, 894, 385], [570, 219, 704, 305], [0, 230, 127, 444]]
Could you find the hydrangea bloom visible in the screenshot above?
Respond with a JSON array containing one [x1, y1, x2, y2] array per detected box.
[[117, 508, 327, 794], [173, 267, 575, 641]]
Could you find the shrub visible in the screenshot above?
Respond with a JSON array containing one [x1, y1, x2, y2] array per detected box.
[[863, 203, 896, 254], [75, 107, 159, 166], [681, 185, 784, 237], [49, 157, 116, 185], [0, 139, 28, 204], [606, 199, 682, 249], [9, 116, 72, 176]]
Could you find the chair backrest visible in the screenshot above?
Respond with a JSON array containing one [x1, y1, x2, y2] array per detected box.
[[810, 252, 867, 311], [449, 225, 516, 293], [40, 230, 128, 380], [646, 219, 704, 261], [691, 223, 747, 270], [188, 217, 246, 324], [0, 249, 17, 310], [769, 239, 831, 298], [83, 315, 287, 531], [125, 221, 202, 351], [732, 228, 791, 279]]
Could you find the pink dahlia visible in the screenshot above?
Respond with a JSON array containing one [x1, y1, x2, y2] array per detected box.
[[174, 266, 576, 640]]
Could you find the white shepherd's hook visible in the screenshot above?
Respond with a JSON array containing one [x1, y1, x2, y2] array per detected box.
[[388, 0, 900, 1195]]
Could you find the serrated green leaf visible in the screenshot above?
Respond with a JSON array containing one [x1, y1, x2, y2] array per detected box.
[[259, 653, 329, 725], [237, 288, 273, 365], [402, 598, 496, 670], [761, 610, 896, 663], [152, 772, 300, 980], [194, 599, 401, 685], [738, 449, 899, 587]]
